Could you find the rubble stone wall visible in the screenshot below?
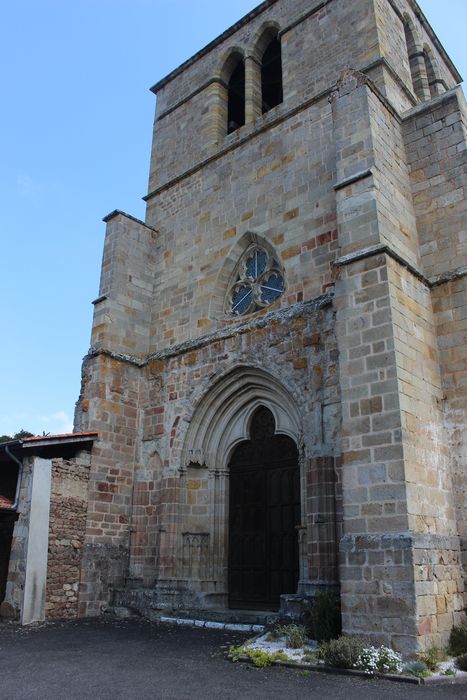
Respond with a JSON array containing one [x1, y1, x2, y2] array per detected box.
[[75, 355, 142, 616], [45, 456, 91, 618]]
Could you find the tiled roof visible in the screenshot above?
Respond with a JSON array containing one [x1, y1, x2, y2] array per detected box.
[[0, 494, 13, 509], [22, 431, 98, 443]]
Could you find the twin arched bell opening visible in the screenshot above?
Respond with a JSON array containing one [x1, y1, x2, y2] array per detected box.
[[226, 31, 283, 135]]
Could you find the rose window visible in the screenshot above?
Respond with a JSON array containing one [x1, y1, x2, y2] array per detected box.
[[228, 246, 285, 316]]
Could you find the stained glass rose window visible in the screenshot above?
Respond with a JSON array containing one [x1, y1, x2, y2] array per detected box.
[[227, 246, 285, 316]]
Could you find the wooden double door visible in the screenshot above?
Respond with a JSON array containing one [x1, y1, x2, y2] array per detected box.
[[228, 407, 300, 610]]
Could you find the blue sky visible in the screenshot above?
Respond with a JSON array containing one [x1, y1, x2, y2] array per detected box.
[[1, 1, 465, 437]]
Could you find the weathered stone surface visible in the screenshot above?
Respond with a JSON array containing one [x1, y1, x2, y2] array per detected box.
[[68, 0, 466, 657]]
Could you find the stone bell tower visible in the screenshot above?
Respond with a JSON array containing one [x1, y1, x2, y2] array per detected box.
[[75, 0, 466, 654]]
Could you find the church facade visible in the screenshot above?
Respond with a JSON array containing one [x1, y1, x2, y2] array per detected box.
[[71, 0, 466, 654]]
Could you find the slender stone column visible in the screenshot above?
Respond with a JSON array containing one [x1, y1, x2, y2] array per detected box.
[[409, 51, 431, 101], [204, 80, 228, 146]]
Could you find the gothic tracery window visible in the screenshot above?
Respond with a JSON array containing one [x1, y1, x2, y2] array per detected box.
[[227, 245, 285, 316]]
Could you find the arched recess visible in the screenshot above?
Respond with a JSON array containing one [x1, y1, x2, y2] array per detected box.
[[220, 49, 246, 134], [424, 45, 444, 98], [252, 23, 283, 113], [209, 231, 284, 319], [403, 16, 430, 101], [181, 365, 302, 472]]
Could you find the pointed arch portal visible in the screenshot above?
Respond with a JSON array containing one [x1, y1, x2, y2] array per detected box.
[[181, 367, 303, 611]]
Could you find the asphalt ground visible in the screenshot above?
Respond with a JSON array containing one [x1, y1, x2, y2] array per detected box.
[[0, 617, 466, 700]]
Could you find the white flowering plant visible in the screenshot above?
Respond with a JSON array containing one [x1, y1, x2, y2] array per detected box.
[[377, 646, 403, 674], [355, 645, 403, 675], [355, 646, 379, 674]]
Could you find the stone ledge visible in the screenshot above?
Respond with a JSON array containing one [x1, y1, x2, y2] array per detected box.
[[333, 244, 428, 286], [86, 292, 334, 368], [334, 169, 373, 192], [235, 654, 467, 685], [235, 653, 421, 683], [430, 265, 467, 288], [102, 209, 159, 233], [334, 244, 467, 290]]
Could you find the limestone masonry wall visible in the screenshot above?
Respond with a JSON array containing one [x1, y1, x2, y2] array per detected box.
[[403, 89, 466, 280], [367, 89, 419, 267], [388, 261, 453, 535], [91, 214, 156, 357], [148, 0, 378, 191], [402, 86, 466, 565], [432, 277, 467, 540], [373, 0, 458, 113], [147, 98, 338, 352], [73, 0, 466, 652]]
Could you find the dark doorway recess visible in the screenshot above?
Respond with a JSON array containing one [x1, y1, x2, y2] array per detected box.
[[0, 460, 18, 603], [0, 513, 16, 603], [228, 406, 300, 610]]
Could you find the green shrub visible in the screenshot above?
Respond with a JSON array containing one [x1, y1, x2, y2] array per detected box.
[[418, 645, 447, 672], [449, 625, 467, 656], [227, 645, 289, 668], [265, 630, 280, 642], [246, 649, 276, 667], [455, 652, 467, 672], [228, 645, 246, 662], [403, 660, 431, 678], [307, 591, 341, 642], [301, 651, 319, 665], [318, 636, 365, 669], [441, 667, 457, 676], [276, 623, 308, 649]]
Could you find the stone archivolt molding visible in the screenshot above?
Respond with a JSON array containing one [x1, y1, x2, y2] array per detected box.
[[181, 366, 301, 471]]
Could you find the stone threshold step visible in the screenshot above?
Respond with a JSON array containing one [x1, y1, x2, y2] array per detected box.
[[158, 616, 264, 633], [165, 608, 279, 625], [107, 605, 273, 631]]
